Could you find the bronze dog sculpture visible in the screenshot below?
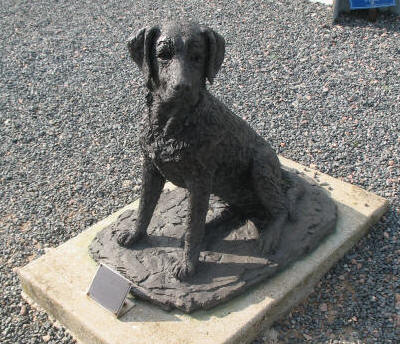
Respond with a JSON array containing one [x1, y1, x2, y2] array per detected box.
[[117, 22, 303, 280]]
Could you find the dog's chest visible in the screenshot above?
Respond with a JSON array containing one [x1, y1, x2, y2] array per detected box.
[[140, 125, 200, 183], [151, 137, 189, 163]]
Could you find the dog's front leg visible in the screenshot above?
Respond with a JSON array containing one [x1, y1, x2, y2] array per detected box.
[[172, 176, 211, 280], [117, 157, 165, 247]]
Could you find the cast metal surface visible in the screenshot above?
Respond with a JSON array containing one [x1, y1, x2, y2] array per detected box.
[[89, 21, 337, 312]]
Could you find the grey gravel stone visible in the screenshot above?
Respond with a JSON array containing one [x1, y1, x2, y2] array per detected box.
[[0, 1, 399, 343]]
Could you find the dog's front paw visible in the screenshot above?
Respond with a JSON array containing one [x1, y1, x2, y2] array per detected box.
[[258, 229, 280, 256], [116, 228, 145, 248], [171, 259, 196, 281]]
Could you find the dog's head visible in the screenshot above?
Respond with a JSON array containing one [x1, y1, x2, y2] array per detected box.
[[127, 22, 225, 107]]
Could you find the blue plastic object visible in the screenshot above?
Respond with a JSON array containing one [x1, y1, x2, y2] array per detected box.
[[350, 0, 396, 9], [333, 0, 400, 22]]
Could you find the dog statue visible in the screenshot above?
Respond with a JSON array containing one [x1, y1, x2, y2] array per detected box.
[[117, 21, 303, 280]]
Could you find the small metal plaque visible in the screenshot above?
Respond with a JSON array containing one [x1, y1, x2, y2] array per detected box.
[[87, 264, 133, 317], [350, 0, 396, 9]]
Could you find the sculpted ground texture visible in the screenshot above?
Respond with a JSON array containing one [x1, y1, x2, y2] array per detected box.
[[90, 172, 336, 312]]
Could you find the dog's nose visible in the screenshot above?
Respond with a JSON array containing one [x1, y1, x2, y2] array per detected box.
[[173, 81, 191, 93]]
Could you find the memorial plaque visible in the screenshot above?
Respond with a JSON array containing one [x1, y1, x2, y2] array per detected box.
[[87, 264, 133, 317], [350, 0, 396, 9]]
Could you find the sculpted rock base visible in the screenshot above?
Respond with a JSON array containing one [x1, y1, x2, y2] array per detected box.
[[89, 172, 336, 313]]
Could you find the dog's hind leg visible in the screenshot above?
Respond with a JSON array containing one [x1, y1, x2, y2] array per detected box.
[[281, 169, 305, 221], [117, 158, 165, 247], [251, 151, 288, 255]]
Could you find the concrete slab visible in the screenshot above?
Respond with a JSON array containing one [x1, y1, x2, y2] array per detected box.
[[18, 157, 389, 344]]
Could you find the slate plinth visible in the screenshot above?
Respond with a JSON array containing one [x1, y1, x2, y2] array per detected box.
[[18, 157, 389, 344]]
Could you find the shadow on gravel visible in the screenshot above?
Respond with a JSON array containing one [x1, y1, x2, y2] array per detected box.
[[335, 11, 400, 33]]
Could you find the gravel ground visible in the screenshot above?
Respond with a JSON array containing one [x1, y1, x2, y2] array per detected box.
[[1, 0, 399, 343]]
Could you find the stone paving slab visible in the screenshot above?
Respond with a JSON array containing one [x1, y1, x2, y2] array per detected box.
[[18, 157, 388, 344]]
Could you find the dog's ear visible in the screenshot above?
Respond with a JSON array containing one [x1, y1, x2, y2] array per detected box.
[[127, 26, 160, 87], [201, 26, 225, 84]]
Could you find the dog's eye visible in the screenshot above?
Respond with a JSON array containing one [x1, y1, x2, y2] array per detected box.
[[157, 49, 173, 60]]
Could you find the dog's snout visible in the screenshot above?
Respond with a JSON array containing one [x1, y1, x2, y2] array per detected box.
[[170, 59, 192, 94], [173, 80, 191, 92]]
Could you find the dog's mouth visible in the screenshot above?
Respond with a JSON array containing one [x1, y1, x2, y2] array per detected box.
[[162, 89, 201, 107]]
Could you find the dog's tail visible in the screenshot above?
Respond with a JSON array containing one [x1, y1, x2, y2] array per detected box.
[[281, 169, 305, 222]]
